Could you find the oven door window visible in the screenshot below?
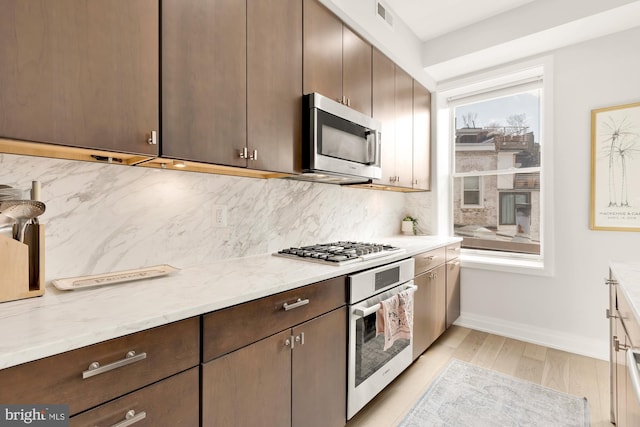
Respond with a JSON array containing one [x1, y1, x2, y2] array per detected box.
[[317, 110, 377, 166], [355, 310, 410, 387]]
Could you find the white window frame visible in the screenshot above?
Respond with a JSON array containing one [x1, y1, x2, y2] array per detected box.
[[461, 176, 483, 208], [435, 56, 555, 277]]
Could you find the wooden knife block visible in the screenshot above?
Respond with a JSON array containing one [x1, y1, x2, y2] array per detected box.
[[0, 224, 45, 303]]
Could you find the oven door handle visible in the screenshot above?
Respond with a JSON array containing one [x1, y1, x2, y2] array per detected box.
[[353, 284, 417, 318]]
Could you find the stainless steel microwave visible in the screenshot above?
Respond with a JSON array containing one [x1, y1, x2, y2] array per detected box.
[[297, 93, 382, 185]]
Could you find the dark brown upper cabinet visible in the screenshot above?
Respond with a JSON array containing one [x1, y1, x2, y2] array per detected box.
[[247, 0, 303, 174], [413, 82, 432, 191], [303, 0, 372, 116], [372, 49, 431, 191], [161, 0, 247, 167], [372, 49, 397, 186], [0, 0, 159, 156], [394, 66, 414, 188], [162, 0, 302, 174]]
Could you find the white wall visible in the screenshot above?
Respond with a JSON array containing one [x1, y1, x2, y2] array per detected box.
[[456, 27, 640, 360]]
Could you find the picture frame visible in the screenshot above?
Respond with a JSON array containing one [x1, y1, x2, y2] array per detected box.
[[590, 101, 640, 231]]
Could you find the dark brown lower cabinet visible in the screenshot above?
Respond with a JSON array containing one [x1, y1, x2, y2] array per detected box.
[[202, 330, 292, 426], [446, 258, 461, 328], [610, 271, 640, 427], [412, 264, 446, 360], [202, 307, 347, 427], [70, 368, 199, 427], [292, 307, 346, 427]]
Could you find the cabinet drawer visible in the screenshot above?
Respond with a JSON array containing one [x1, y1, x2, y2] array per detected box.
[[617, 287, 640, 347], [203, 276, 346, 361], [413, 247, 446, 275], [446, 243, 461, 261], [0, 317, 199, 416], [70, 367, 199, 427]]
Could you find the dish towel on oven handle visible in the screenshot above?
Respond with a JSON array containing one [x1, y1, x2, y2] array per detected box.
[[375, 288, 415, 351]]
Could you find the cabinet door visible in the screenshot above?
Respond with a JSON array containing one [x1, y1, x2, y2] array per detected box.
[[394, 67, 414, 188], [446, 259, 461, 328], [292, 308, 347, 427], [342, 27, 372, 116], [202, 330, 292, 427], [615, 315, 628, 427], [413, 82, 431, 190], [0, 0, 159, 155], [372, 49, 396, 186], [303, 0, 343, 103], [413, 265, 446, 360], [247, 0, 302, 173], [162, 0, 246, 166]]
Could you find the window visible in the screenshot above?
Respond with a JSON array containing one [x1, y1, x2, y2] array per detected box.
[[440, 62, 550, 267], [463, 176, 482, 206], [499, 192, 530, 225]]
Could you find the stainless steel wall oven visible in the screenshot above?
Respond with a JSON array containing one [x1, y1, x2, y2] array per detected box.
[[347, 258, 415, 419]]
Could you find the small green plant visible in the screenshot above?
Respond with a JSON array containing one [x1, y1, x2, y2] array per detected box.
[[402, 216, 418, 235]]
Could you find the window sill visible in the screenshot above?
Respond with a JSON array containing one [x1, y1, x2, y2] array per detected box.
[[460, 250, 552, 276]]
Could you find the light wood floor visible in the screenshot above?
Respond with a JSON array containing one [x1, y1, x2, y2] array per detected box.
[[346, 326, 612, 427]]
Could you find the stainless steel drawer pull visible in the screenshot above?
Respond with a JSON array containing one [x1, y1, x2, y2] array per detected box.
[[83, 351, 147, 379], [422, 255, 435, 261], [99, 409, 147, 427], [614, 337, 629, 352], [283, 298, 309, 311]]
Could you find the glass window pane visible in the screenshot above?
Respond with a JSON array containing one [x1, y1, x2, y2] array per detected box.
[[454, 89, 541, 174], [463, 176, 479, 190]]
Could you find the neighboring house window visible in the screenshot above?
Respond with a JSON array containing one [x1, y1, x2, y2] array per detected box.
[[447, 67, 545, 258], [463, 176, 482, 206], [499, 192, 530, 225]]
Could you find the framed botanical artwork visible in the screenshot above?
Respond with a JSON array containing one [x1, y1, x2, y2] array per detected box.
[[590, 101, 640, 231]]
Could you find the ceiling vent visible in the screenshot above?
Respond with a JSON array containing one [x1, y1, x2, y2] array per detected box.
[[376, 1, 394, 29]]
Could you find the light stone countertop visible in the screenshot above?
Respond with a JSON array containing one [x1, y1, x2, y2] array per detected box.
[[611, 261, 640, 325], [0, 236, 460, 370]]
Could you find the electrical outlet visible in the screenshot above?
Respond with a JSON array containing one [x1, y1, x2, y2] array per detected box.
[[213, 205, 227, 228]]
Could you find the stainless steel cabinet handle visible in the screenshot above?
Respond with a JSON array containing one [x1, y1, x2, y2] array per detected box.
[[284, 338, 292, 348], [421, 255, 435, 261], [147, 130, 157, 145], [627, 349, 640, 405], [606, 309, 618, 319], [283, 298, 309, 311], [83, 351, 147, 379], [346, 97, 351, 107], [614, 336, 629, 352], [605, 278, 618, 286], [249, 149, 258, 161], [295, 332, 305, 346], [239, 147, 248, 159], [99, 410, 147, 427]]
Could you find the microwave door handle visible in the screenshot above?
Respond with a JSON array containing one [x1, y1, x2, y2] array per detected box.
[[365, 130, 378, 165]]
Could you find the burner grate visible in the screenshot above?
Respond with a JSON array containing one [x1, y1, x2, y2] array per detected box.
[[274, 241, 404, 266]]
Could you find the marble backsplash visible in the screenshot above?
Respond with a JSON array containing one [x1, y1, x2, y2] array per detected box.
[[1, 153, 432, 281]]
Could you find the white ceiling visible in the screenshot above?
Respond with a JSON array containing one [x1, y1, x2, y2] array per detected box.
[[383, 0, 535, 41], [379, 0, 640, 82]]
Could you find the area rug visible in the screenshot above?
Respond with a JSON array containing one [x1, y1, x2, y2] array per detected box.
[[399, 359, 589, 427]]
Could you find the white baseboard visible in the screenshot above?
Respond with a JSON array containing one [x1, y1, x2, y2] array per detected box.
[[454, 312, 609, 361]]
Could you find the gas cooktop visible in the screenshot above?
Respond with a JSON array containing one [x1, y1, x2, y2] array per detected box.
[[274, 241, 405, 266]]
